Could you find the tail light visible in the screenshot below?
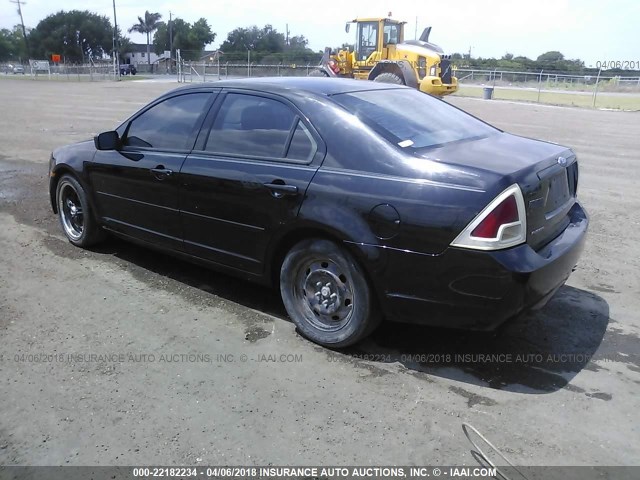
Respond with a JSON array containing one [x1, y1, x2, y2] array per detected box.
[[328, 59, 340, 74], [450, 184, 527, 250]]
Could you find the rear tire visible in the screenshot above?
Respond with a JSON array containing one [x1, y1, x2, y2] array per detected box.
[[56, 175, 106, 248], [373, 72, 405, 85], [280, 239, 381, 348], [308, 69, 329, 77]]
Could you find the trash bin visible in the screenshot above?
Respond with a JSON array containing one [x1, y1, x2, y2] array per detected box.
[[483, 87, 494, 100]]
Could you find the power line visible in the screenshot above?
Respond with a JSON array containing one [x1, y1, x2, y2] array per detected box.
[[9, 0, 30, 57]]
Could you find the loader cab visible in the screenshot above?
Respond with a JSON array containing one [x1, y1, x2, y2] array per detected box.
[[383, 22, 402, 46], [349, 18, 405, 65], [354, 21, 378, 62]]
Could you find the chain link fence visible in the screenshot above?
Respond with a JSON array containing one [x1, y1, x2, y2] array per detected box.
[[3, 58, 639, 109], [453, 68, 640, 109], [1, 62, 117, 81], [178, 62, 323, 82], [455, 68, 640, 93]]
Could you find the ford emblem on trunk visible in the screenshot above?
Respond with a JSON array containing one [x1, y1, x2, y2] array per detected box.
[[557, 156, 567, 166]]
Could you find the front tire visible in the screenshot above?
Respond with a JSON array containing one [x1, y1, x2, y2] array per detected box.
[[280, 239, 380, 347], [56, 175, 105, 248], [373, 72, 405, 85]]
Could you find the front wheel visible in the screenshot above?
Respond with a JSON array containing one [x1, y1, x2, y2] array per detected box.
[[280, 239, 381, 347], [373, 72, 405, 85], [56, 175, 105, 248]]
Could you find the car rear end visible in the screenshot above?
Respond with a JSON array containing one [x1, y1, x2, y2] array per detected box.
[[374, 148, 588, 330], [324, 86, 588, 329], [446, 152, 588, 327]]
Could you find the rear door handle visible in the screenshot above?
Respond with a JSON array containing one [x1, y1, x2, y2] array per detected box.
[[150, 167, 173, 179], [264, 182, 298, 198]]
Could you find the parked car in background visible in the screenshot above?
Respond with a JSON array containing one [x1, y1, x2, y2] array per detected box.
[[48, 78, 588, 347], [119, 64, 137, 76], [9, 64, 25, 74]]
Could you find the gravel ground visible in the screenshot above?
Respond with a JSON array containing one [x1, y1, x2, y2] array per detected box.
[[0, 78, 638, 472]]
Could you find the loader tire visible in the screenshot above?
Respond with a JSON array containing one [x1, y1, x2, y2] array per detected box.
[[373, 72, 404, 85]]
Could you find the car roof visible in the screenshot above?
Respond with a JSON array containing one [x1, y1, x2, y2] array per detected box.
[[170, 77, 406, 97]]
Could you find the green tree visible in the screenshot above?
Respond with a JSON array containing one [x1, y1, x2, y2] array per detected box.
[[118, 36, 133, 63], [536, 51, 564, 63], [189, 18, 216, 51], [0, 26, 29, 62], [128, 10, 162, 67], [513, 56, 534, 69], [219, 25, 317, 63], [29, 10, 113, 63], [288, 35, 308, 50], [0, 29, 12, 61], [152, 18, 215, 61], [220, 25, 285, 58], [534, 51, 584, 71]]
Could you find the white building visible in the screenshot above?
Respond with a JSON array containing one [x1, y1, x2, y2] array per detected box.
[[123, 43, 162, 66]]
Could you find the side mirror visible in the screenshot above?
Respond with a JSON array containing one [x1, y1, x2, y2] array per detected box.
[[94, 131, 121, 151], [345, 23, 350, 33]]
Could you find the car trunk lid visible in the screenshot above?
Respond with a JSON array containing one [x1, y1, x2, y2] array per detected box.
[[416, 132, 578, 250]]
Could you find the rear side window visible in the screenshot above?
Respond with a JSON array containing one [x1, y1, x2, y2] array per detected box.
[[332, 89, 498, 149], [287, 122, 316, 161], [205, 93, 313, 160], [125, 93, 211, 150]]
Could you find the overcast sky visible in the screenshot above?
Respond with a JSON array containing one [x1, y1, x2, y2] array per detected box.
[[1, 0, 638, 67]]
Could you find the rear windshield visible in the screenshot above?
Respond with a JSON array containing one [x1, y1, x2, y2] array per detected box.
[[332, 88, 498, 149]]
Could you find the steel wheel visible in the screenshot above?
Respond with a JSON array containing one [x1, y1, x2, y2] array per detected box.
[[58, 182, 85, 241], [295, 257, 355, 332], [280, 239, 381, 347]]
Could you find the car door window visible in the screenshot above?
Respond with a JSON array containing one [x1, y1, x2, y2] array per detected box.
[[205, 93, 297, 159], [125, 93, 210, 150], [286, 121, 316, 161]]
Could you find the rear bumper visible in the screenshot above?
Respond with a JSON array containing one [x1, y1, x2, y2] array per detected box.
[[375, 201, 588, 329]]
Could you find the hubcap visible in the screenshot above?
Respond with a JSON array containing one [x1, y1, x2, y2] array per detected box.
[[297, 259, 354, 331], [59, 183, 84, 241]]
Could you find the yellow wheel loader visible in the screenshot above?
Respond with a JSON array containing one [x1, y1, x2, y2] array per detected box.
[[311, 17, 458, 96]]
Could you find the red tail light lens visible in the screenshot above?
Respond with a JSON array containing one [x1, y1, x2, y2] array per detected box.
[[450, 184, 527, 251], [471, 195, 518, 238]]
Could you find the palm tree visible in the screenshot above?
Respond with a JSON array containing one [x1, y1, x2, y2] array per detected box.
[[128, 11, 162, 68]]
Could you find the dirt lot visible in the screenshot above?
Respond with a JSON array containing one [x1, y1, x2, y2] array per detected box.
[[0, 78, 638, 472]]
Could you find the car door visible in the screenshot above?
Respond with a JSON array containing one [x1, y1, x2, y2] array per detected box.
[[179, 91, 325, 275], [88, 90, 216, 250]]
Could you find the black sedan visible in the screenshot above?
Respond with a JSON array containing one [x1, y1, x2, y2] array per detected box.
[[49, 78, 588, 347]]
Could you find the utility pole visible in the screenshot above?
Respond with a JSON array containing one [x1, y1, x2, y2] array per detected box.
[[414, 16, 418, 40], [9, 0, 30, 58], [285, 23, 290, 47], [169, 11, 173, 68], [112, 0, 120, 80]]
